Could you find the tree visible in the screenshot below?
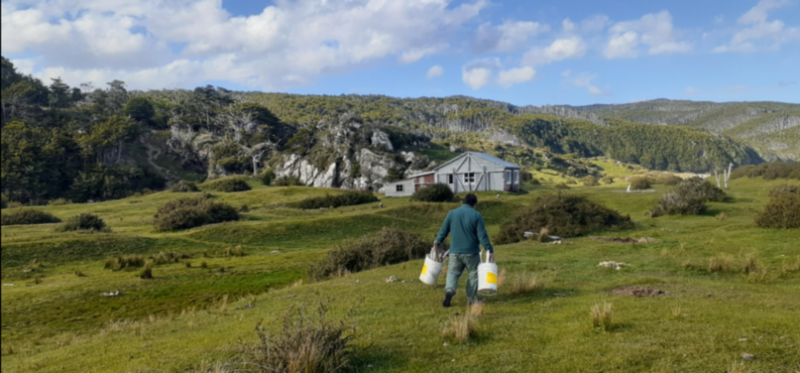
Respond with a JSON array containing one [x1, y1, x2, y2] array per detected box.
[[123, 96, 155, 125], [48, 78, 72, 109], [78, 116, 140, 163]]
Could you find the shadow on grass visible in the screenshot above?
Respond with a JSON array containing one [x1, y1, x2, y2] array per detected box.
[[351, 345, 409, 371], [490, 287, 581, 304]]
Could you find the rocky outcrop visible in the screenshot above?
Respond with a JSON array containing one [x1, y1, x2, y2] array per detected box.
[[371, 130, 394, 151]]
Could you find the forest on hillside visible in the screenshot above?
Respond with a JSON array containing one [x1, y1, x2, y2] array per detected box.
[[0, 56, 774, 205]]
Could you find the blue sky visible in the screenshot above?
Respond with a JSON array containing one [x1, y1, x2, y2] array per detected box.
[[2, 0, 798, 106]]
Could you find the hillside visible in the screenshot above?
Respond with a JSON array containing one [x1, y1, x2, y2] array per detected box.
[[563, 99, 800, 161], [2, 175, 798, 372]]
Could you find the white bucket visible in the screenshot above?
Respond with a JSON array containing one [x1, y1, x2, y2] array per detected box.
[[419, 256, 444, 285], [477, 251, 498, 296]]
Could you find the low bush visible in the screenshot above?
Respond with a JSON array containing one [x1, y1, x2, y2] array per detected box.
[[410, 183, 455, 203], [293, 191, 379, 209], [581, 176, 600, 187], [47, 198, 71, 206], [154, 196, 240, 231], [201, 177, 251, 192], [601, 176, 614, 185], [259, 169, 276, 186], [308, 227, 428, 280], [769, 184, 800, 197], [629, 177, 651, 190], [274, 176, 305, 186], [730, 162, 800, 180], [1, 209, 61, 226], [495, 194, 633, 244], [104, 255, 146, 271], [242, 301, 358, 373], [655, 174, 683, 186], [565, 179, 577, 185], [171, 180, 199, 193], [0, 193, 7, 209], [650, 177, 727, 217], [56, 214, 110, 232], [555, 183, 570, 190], [755, 187, 800, 229]]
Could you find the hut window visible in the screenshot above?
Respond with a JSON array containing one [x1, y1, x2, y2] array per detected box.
[[464, 173, 475, 183], [396, 184, 404, 192]]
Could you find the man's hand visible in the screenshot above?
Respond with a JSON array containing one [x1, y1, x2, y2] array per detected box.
[[489, 253, 495, 262]]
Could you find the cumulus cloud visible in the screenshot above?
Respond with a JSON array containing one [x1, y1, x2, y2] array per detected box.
[[461, 58, 501, 90], [522, 37, 588, 66], [603, 11, 692, 59], [427, 65, 444, 79], [713, 0, 799, 52], [497, 66, 536, 88], [472, 20, 549, 53], [0, 0, 488, 90]]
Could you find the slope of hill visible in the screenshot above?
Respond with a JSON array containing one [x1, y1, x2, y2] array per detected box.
[[563, 99, 800, 161]]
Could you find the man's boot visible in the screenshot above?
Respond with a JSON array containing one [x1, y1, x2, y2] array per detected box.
[[442, 291, 455, 307]]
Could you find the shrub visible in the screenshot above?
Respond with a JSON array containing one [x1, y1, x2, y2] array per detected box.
[[0, 193, 7, 209], [201, 177, 251, 192], [242, 301, 358, 373], [293, 191, 378, 209], [565, 179, 577, 185], [601, 176, 614, 185], [259, 169, 276, 186], [410, 183, 455, 203], [171, 180, 199, 193], [629, 177, 651, 190], [650, 177, 726, 217], [69, 164, 166, 203], [730, 162, 800, 180], [555, 183, 570, 190], [1, 209, 61, 226], [769, 184, 800, 197], [655, 174, 683, 186], [140, 265, 154, 280], [154, 196, 239, 231], [274, 176, 305, 186], [104, 255, 146, 271], [57, 214, 110, 232], [496, 194, 633, 244], [581, 176, 599, 187], [308, 227, 428, 280], [755, 188, 800, 229]]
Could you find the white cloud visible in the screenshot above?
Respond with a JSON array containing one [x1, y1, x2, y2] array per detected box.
[[714, 0, 799, 53], [564, 72, 611, 96], [581, 15, 610, 32], [461, 58, 501, 90], [603, 11, 691, 59], [738, 0, 790, 25], [522, 37, 587, 66], [562, 18, 576, 32], [0, 0, 488, 90], [427, 65, 444, 79], [497, 66, 536, 88], [472, 20, 549, 53]]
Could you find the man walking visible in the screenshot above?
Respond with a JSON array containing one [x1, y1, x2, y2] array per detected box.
[[434, 193, 495, 307]]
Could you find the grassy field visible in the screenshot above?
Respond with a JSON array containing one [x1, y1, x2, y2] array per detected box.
[[1, 176, 799, 372]]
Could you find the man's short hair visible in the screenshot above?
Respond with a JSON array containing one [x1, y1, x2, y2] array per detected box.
[[464, 193, 478, 207]]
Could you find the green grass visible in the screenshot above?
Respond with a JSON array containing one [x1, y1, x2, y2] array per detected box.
[[1, 177, 798, 372]]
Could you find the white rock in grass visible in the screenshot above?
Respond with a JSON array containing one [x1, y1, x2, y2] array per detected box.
[[385, 276, 399, 283], [741, 353, 755, 361]]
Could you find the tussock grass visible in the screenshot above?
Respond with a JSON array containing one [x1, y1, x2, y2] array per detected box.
[[152, 251, 193, 265], [708, 254, 736, 273], [104, 255, 146, 271], [590, 302, 613, 331], [443, 311, 478, 343], [241, 301, 359, 373], [140, 265, 154, 280], [508, 272, 550, 295], [671, 306, 682, 320], [781, 256, 800, 276]]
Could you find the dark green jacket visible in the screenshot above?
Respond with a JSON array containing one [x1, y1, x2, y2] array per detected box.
[[435, 204, 494, 254]]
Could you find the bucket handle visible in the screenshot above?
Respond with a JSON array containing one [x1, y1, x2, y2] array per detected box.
[[480, 250, 494, 264]]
